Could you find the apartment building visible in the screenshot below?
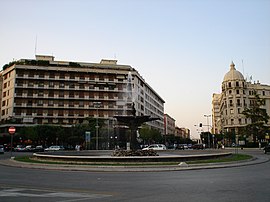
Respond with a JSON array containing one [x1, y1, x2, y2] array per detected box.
[[0, 55, 165, 133], [175, 126, 190, 139], [164, 114, 175, 136]]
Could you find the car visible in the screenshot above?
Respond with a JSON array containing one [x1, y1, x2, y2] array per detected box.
[[45, 145, 65, 151], [25, 145, 35, 152], [34, 145, 44, 152], [263, 143, 270, 154], [14, 145, 26, 152], [175, 144, 185, 150], [0, 145, 4, 154], [192, 144, 205, 150], [142, 144, 166, 151]]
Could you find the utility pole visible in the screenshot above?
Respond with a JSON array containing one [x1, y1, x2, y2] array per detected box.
[[94, 102, 101, 150], [204, 115, 211, 148]]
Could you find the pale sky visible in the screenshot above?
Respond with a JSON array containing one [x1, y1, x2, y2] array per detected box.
[[1, 0, 270, 139]]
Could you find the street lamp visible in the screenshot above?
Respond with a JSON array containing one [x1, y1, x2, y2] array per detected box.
[[93, 101, 101, 150], [204, 115, 211, 148]]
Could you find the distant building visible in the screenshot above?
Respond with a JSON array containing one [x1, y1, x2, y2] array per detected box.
[[164, 114, 175, 136], [212, 62, 270, 141], [0, 55, 165, 134], [175, 126, 190, 139]]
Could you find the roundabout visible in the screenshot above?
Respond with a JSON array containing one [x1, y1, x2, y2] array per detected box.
[[1, 149, 265, 172]]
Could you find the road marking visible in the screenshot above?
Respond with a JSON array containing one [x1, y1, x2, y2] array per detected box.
[[0, 187, 112, 200]]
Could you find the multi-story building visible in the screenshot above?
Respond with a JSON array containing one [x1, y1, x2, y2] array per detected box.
[[175, 126, 190, 139], [164, 114, 175, 136], [0, 55, 165, 134], [212, 62, 270, 140]]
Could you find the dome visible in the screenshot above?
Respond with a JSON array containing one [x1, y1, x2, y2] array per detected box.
[[223, 62, 244, 82]]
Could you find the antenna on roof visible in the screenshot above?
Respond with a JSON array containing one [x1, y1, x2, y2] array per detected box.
[[242, 59, 244, 75], [35, 35, 38, 56]]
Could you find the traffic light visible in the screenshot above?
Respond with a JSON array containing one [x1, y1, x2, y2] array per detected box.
[[199, 123, 202, 127]]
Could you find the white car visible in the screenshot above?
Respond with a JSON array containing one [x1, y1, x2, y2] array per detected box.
[[0, 145, 4, 154], [45, 146, 64, 151], [142, 144, 166, 151]]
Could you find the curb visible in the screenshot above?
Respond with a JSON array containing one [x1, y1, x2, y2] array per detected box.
[[0, 155, 269, 172]]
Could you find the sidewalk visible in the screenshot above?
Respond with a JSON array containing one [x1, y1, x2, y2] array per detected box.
[[0, 154, 269, 172]]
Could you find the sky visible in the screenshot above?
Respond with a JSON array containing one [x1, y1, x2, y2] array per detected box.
[[1, 0, 270, 139]]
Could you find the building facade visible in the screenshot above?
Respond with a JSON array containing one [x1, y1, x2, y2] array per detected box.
[[175, 126, 190, 139], [164, 114, 175, 136], [0, 55, 165, 134], [212, 62, 270, 140]]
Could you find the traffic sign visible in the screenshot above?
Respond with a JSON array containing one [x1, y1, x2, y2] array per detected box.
[[8, 126, 16, 135]]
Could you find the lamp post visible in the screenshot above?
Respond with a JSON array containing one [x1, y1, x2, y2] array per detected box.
[[94, 102, 101, 150], [204, 115, 211, 148]]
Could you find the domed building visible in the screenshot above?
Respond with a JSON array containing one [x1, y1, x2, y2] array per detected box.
[[212, 62, 270, 144]]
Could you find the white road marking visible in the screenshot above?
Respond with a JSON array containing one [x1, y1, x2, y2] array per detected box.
[[0, 187, 112, 200]]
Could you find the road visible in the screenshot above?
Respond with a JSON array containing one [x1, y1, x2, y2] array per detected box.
[[0, 149, 269, 202]]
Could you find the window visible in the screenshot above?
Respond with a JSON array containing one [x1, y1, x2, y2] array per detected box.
[[49, 73, 55, 78], [237, 99, 241, 106], [38, 100, 43, 106], [60, 82, 65, 88], [59, 91, 64, 97], [236, 90, 239, 94], [38, 91, 44, 96], [228, 82, 231, 87], [69, 92, 74, 98], [48, 100, 54, 106], [236, 81, 239, 87]]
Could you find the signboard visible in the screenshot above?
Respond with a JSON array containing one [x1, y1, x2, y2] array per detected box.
[[8, 126, 16, 135]]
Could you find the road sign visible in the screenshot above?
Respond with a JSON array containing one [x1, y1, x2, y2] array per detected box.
[[8, 126, 16, 135]]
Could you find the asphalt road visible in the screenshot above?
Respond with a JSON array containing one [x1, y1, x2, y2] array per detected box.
[[0, 149, 269, 202]]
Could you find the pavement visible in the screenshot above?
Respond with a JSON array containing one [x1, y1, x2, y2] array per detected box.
[[0, 153, 269, 172]]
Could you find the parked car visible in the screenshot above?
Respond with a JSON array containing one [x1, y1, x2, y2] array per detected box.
[[14, 145, 26, 152], [263, 143, 270, 154], [0, 145, 4, 154], [34, 145, 44, 152], [45, 145, 65, 151], [142, 144, 166, 151], [175, 144, 185, 150], [25, 145, 35, 152], [192, 144, 205, 150]]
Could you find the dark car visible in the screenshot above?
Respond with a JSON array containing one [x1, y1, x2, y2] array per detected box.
[[175, 144, 185, 150], [263, 143, 270, 154], [34, 145, 44, 152], [192, 144, 205, 150]]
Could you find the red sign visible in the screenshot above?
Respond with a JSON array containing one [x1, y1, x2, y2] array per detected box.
[[8, 126, 16, 135]]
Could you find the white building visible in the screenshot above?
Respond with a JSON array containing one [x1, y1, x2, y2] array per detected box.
[[0, 55, 165, 134], [212, 62, 270, 140]]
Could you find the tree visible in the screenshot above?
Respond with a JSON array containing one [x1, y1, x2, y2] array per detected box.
[[242, 91, 270, 143], [139, 125, 163, 145]]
